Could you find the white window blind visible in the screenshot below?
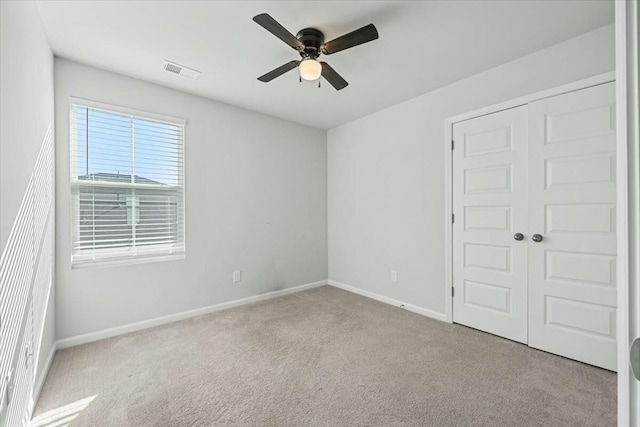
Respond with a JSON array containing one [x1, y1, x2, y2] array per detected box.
[[70, 101, 185, 266]]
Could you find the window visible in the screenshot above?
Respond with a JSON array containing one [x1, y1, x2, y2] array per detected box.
[[70, 100, 185, 266]]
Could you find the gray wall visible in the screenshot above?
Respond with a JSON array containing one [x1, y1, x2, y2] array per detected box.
[[39, 15, 617, 345], [55, 59, 328, 340], [327, 24, 615, 317], [0, 2, 53, 255], [0, 0, 55, 408]]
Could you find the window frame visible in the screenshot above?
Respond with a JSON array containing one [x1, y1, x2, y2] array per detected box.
[[69, 97, 187, 268]]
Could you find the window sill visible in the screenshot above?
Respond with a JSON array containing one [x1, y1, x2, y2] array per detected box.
[[71, 252, 185, 269]]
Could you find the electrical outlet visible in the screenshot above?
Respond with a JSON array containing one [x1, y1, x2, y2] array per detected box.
[[233, 270, 241, 283], [390, 270, 398, 282]]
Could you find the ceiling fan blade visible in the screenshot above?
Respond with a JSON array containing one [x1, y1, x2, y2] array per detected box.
[[321, 23, 378, 55], [253, 13, 304, 51], [257, 61, 300, 82], [320, 62, 348, 90]]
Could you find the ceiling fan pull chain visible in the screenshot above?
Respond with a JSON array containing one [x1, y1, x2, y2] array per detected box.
[[318, 80, 321, 88]]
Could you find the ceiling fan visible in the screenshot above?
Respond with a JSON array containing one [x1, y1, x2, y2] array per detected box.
[[253, 13, 379, 90]]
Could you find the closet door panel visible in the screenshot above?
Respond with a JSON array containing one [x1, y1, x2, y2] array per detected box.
[[528, 82, 617, 371], [452, 106, 528, 343]]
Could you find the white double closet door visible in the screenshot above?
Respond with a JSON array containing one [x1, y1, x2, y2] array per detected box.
[[452, 82, 617, 371]]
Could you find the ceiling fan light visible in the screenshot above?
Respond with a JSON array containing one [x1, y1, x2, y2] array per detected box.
[[299, 59, 322, 81]]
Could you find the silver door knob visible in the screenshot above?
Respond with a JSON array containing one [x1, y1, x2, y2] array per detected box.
[[513, 233, 524, 241], [532, 234, 543, 242]]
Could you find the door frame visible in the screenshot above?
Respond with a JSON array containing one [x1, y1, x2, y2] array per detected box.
[[443, 71, 616, 326], [615, 1, 639, 425]]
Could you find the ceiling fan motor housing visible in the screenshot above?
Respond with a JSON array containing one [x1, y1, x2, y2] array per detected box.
[[296, 28, 324, 58]]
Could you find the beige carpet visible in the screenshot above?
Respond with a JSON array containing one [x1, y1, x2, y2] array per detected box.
[[34, 286, 616, 426]]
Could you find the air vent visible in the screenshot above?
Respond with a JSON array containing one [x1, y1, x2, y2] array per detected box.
[[164, 62, 182, 74], [162, 60, 201, 80]]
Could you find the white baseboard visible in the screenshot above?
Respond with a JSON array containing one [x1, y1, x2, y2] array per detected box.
[[33, 278, 445, 413], [32, 342, 57, 410], [56, 280, 328, 349], [327, 280, 449, 323], [49, 278, 446, 360]]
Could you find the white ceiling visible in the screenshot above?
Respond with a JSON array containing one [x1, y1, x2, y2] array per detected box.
[[36, 1, 614, 130]]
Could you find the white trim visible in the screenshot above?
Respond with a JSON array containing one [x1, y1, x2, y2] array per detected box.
[[616, 0, 639, 425], [447, 71, 615, 124], [615, 2, 630, 423], [56, 280, 328, 349], [68, 96, 186, 126], [71, 250, 185, 270], [31, 343, 56, 411], [443, 121, 453, 324], [327, 280, 448, 323], [444, 72, 616, 329]]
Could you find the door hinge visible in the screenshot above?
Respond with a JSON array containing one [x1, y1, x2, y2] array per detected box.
[[452, 213, 455, 224], [451, 140, 455, 150], [452, 287, 455, 297]]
